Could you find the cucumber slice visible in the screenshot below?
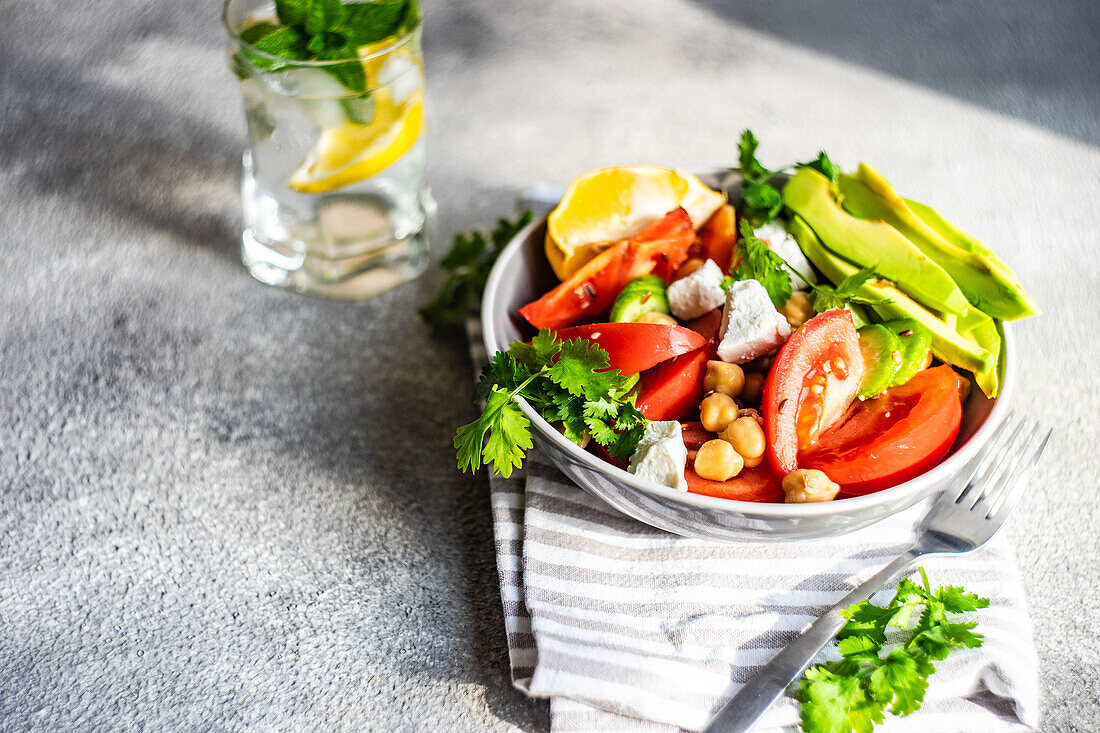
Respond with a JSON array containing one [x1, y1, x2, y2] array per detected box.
[[610, 276, 670, 323], [857, 324, 903, 399], [881, 318, 933, 389]]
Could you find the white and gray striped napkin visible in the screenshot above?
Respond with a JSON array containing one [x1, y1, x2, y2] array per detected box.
[[466, 319, 1039, 733]]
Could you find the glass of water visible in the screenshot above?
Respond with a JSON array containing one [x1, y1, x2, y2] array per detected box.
[[223, 0, 433, 299]]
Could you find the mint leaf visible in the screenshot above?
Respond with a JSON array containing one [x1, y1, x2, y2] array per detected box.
[[305, 0, 347, 36], [252, 25, 310, 60], [343, 0, 410, 44], [240, 22, 280, 44], [275, 0, 308, 25]]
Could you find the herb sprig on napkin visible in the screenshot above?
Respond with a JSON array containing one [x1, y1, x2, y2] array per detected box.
[[800, 568, 990, 733]]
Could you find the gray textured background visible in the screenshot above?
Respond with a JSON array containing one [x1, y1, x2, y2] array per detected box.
[[1, 0, 1098, 730]]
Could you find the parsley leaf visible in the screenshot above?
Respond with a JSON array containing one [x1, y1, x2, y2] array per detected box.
[[456, 330, 647, 477], [808, 266, 892, 314], [730, 219, 792, 308], [799, 568, 990, 733], [419, 211, 533, 328]]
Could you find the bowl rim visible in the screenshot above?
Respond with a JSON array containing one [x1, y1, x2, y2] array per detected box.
[[481, 211, 1015, 518]]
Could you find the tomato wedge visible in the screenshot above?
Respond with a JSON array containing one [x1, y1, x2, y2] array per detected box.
[[679, 421, 783, 501], [698, 204, 737, 273], [518, 208, 695, 329], [800, 366, 964, 494], [763, 309, 865, 476], [635, 345, 713, 421], [554, 322, 706, 376]]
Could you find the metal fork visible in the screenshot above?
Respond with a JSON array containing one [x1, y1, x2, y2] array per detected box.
[[701, 411, 1052, 733]]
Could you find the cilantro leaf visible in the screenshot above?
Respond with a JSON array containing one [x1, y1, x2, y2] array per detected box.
[[738, 129, 770, 181], [455, 331, 648, 476], [547, 339, 619, 398], [420, 212, 533, 327], [732, 218, 792, 308], [801, 150, 840, 182], [799, 570, 990, 731], [741, 179, 784, 224], [809, 266, 892, 314]]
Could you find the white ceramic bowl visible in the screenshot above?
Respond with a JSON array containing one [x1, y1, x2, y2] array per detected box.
[[481, 169, 1013, 541]]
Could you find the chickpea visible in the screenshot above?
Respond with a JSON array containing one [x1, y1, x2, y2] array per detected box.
[[674, 257, 706, 281], [780, 292, 814, 329], [740, 372, 765, 406], [720, 416, 766, 465], [700, 392, 738, 433], [694, 439, 744, 481], [638, 311, 678, 326], [782, 469, 841, 504], [703, 360, 745, 398]]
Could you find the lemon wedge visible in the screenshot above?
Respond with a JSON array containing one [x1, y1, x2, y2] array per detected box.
[[545, 166, 726, 280], [288, 94, 423, 194]]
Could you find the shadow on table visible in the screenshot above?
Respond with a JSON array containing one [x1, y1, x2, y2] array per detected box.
[[1, 52, 240, 263], [690, 0, 1100, 147]]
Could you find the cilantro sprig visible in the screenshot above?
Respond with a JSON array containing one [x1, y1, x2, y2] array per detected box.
[[799, 568, 990, 733], [737, 129, 840, 226], [233, 0, 417, 112], [807, 266, 892, 315], [723, 219, 794, 308], [419, 211, 533, 328], [457, 330, 647, 478]]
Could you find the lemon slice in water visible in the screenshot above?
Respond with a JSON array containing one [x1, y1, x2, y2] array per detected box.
[[288, 93, 423, 194]]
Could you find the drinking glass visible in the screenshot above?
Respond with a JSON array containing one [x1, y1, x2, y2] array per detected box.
[[223, 0, 433, 299]]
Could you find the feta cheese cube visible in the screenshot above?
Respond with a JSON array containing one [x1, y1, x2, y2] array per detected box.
[[755, 222, 816, 291], [717, 279, 792, 363], [628, 420, 688, 492], [668, 259, 725, 320]]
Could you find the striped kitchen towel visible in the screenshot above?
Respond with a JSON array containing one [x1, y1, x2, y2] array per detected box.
[[466, 319, 1039, 733]]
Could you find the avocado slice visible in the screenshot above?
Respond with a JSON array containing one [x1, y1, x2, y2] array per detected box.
[[838, 164, 1038, 321], [783, 168, 969, 316], [880, 318, 933, 388], [903, 197, 1040, 319], [609, 275, 670, 323], [856, 324, 903, 399], [787, 215, 993, 376], [961, 313, 1004, 397]]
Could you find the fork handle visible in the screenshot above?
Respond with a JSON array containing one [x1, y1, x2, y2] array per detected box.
[[700, 548, 920, 733]]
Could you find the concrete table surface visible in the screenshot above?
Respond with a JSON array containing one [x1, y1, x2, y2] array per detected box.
[[1, 0, 1097, 730]]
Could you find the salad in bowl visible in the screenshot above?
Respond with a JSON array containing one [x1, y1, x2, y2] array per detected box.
[[460, 132, 1036, 539]]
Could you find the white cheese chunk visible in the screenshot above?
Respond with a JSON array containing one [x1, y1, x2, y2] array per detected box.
[[667, 259, 726, 320], [717, 279, 792, 363], [755, 222, 817, 291], [628, 420, 688, 492]]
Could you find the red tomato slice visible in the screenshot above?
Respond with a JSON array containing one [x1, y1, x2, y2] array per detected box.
[[763, 309, 865, 476], [684, 466, 784, 502], [554, 322, 706, 376], [635, 345, 713, 421], [518, 208, 695, 329], [800, 366, 964, 494], [698, 204, 737, 273]]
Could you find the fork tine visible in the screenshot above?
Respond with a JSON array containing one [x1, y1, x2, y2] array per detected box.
[[972, 417, 1043, 516], [983, 426, 1052, 520], [947, 410, 1018, 506], [959, 413, 1028, 509]]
